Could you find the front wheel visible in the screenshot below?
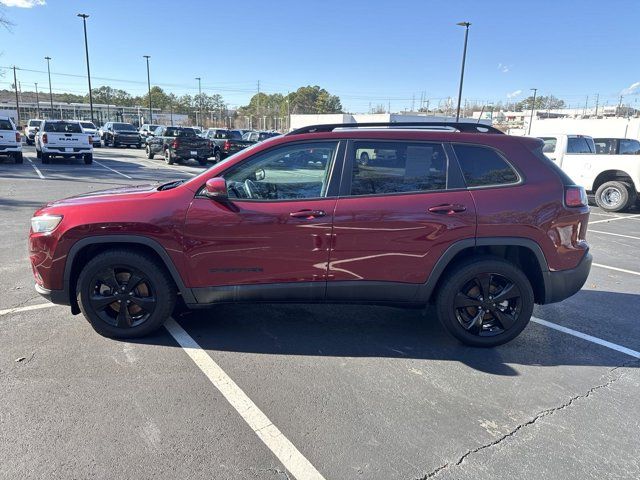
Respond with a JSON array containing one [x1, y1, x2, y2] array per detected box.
[[595, 181, 635, 212], [435, 257, 534, 347], [76, 250, 177, 338]]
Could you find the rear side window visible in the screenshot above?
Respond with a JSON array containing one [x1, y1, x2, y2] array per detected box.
[[567, 137, 594, 154], [349, 141, 447, 196], [44, 122, 82, 133], [0, 119, 14, 130], [453, 145, 519, 187]]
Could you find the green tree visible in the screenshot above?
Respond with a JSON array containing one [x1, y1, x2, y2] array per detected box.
[[91, 86, 133, 106], [139, 86, 172, 111], [515, 94, 565, 111]]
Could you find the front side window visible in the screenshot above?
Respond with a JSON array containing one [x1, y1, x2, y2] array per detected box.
[[453, 144, 519, 187], [222, 141, 338, 200], [567, 137, 594, 154], [619, 139, 640, 155], [349, 141, 447, 196]]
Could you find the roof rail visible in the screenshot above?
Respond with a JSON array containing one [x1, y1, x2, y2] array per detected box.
[[287, 121, 504, 136]]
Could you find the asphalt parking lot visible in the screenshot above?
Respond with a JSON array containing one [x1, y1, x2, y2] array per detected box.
[[1, 146, 639, 480]]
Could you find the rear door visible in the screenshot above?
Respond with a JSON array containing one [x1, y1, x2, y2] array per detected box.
[[327, 139, 476, 302]]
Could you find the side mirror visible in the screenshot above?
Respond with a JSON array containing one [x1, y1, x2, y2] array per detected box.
[[253, 168, 265, 181], [204, 177, 228, 200]]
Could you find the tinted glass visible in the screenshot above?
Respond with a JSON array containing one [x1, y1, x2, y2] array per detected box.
[[567, 137, 593, 154], [112, 123, 136, 131], [164, 127, 195, 137], [223, 141, 338, 200], [350, 141, 447, 196], [540, 137, 557, 153], [619, 139, 640, 155], [80, 122, 96, 129], [0, 119, 14, 130], [229, 130, 243, 140], [453, 144, 519, 187], [593, 139, 613, 154], [214, 130, 231, 139], [44, 122, 82, 133], [28, 120, 42, 127]]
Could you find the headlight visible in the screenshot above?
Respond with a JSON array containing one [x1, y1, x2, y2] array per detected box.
[[31, 214, 63, 233]]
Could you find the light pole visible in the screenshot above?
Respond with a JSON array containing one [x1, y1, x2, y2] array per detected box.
[[143, 55, 152, 123], [77, 14, 94, 123], [34, 82, 40, 118], [195, 77, 202, 127], [44, 56, 54, 119], [455, 21, 471, 122], [12, 66, 20, 127], [528, 88, 537, 135]]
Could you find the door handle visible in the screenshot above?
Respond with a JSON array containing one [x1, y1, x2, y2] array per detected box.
[[290, 209, 326, 219], [428, 204, 467, 214]]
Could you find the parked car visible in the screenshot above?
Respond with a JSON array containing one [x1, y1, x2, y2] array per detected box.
[[79, 121, 101, 148], [191, 127, 203, 137], [145, 126, 212, 165], [593, 137, 640, 155], [242, 130, 282, 143], [0, 116, 23, 163], [202, 128, 254, 162], [539, 134, 640, 211], [139, 124, 161, 139], [29, 122, 591, 347], [24, 119, 43, 146], [100, 122, 142, 148], [35, 119, 93, 164]]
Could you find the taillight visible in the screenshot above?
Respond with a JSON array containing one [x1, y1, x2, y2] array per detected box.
[[223, 140, 230, 151], [208, 140, 213, 149], [42, 133, 48, 144], [171, 138, 179, 149], [16, 132, 20, 142], [565, 186, 587, 207], [88, 135, 93, 144]]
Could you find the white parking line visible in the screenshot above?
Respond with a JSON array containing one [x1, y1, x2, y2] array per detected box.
[[0, 302, 56, 316], [589, 214, 640, 224], [592, 263, 640, 277], [164, 318, 326, 480], [94, 160, 133, 179], [532, 317, 640, 359], [26, 157, 45, 179], [589, 230, 640, 241]]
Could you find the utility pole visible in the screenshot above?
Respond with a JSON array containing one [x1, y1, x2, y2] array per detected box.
[[257, 80, 260, 129], [618, 95, 624, 116], [455, 21, 471, 122], [412, 94, 415, 112], [35, 82, 40, 118], [12, 66, 20, 127], [77, 14, 94, 123], [143, 56, 152, 123], [388, 99, 391, 114], [45, 56, 54, 119], [106, 88, 110, 121], [195, 77, 202, 127], [594, 93, 600, 117], [528, 88, 537, 135], [583, 95, 588, 117]]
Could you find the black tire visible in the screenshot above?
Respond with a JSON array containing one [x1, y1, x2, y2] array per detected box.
[[595, 181, 635, 212], [76, 249, 177, 338], [41, 153, 50, 164], [197, 157, 208, 166], [36, 148, 41, 159], [84, 153, 93, 164], [165, 149, 175, 165], [113, 140, 119, 148], [435, 257, 534, 347], [146, 145, 154, 159], [214, 150, 221, 163], [359, 151, 370, 165], [26, 139, 33, 146], [14, 152, 23, 164]]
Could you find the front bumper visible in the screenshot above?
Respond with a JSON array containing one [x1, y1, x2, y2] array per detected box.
[[113, 136, 141, 145], [542, 251, 592, 304], [35, 283, 69, 305]]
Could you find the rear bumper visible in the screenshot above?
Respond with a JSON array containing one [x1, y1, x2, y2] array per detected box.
[[542, 250, 592, 304], [0, 145, 21, 154]]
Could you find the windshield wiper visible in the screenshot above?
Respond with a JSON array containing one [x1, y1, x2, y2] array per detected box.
[[158, 179, 185, 191]]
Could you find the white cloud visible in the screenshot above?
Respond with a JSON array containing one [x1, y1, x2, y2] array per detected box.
[[507, 89, 522, 99], [0, 0, 45, 7], [620, 81, 640, 96], [497, 63, 510, 73]]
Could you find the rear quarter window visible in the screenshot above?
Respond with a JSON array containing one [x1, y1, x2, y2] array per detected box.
[[453, 144, 519, 187]]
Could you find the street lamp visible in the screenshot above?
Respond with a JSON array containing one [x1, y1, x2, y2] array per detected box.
[[528, 88, 537, 135], [455, 21, 471, 122], [195, 77, 202, 127], [143, 55, 152, 123], [34, 82, 40, 118], [44, 56, 54, 119], [77, 14, 94, 123]]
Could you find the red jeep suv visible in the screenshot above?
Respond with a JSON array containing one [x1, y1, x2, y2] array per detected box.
[[29, 122, 592, 347]]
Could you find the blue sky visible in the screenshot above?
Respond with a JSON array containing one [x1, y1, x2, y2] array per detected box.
[[1, 0, 639, 112]]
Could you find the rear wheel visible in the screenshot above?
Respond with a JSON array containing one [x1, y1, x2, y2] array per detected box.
[[146, 145, 154, 159], [435, 257, 534, 347], [36, 148, 41, 159], [214, 150, 221, 163], [165, 148, 175, 165], [41, 153, 50, 164], [595, 181, 635, 212], [76, 250, 176, 338], [84, 153, 93, 164], [14, 152, 23, 164], [197, 157, 207, 166]]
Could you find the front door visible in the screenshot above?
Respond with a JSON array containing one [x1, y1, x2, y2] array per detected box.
[[327, 139, 476, 301], [183, 140, 343, 303]]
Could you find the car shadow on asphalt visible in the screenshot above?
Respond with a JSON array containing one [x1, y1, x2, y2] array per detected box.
[[128, 290, 640, 377]]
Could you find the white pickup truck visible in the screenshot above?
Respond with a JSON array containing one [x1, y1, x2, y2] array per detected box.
[[0, 115, 23, 164], [35, 120, 93, 165], [538, 134, 640, 212]]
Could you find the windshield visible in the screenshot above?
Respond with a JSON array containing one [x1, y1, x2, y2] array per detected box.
[[113, 123, 136, 131], [28, 120, 42, 127], [229, 130, 244, 140], [44, 122, 82, 133], [80, 122, 96, 129], [165, 127, 196, 137]]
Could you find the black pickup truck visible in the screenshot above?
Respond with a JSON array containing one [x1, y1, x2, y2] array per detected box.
[[145, 126, 213, 165], [203, 128, 254, 162], [593, 138, 640, 155]]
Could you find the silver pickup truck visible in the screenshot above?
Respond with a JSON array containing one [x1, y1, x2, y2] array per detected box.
[[35, 120, 93, 165]]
